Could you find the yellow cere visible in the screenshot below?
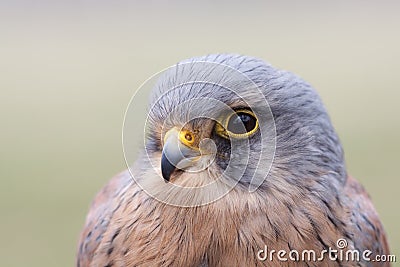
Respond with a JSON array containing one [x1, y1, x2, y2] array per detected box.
[[179, 129, 196, 147]]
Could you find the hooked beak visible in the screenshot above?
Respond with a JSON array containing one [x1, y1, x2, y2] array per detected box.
[[161, 128, 201, 182]]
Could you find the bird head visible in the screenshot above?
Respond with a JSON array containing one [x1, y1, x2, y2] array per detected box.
[[138, 54, 346, 205]]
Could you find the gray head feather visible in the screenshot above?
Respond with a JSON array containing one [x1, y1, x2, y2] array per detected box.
[[146, 54, 346, 195]]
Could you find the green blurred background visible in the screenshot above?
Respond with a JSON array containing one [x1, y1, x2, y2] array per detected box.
[[1, 1, 399, 266]]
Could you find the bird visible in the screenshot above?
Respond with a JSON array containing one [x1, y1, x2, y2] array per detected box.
[[77, 54, 390, 267]]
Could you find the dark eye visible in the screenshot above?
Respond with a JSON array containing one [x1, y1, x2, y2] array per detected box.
[[227, 111, 258, 135], [214, 109, 259, 139]]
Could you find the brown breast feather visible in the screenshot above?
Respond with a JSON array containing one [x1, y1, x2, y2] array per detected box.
[[77, 172, 390, 267]]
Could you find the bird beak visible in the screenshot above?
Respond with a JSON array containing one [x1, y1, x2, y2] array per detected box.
[[161, 128, 201, 182]]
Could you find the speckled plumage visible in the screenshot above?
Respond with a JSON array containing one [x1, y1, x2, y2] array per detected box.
[[77, 54, 390, 266]]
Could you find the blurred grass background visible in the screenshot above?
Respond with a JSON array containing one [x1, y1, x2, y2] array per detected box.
[[0, 1, 399, 266]]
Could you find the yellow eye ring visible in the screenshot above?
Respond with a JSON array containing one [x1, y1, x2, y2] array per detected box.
[[215, 109, 259, 139]]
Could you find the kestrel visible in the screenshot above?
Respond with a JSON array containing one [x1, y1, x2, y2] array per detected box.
[[77, 54, 390, 266]]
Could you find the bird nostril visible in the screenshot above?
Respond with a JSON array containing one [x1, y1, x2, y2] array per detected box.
[[179, 129, 196, 147], [185, 133, 193, 142]]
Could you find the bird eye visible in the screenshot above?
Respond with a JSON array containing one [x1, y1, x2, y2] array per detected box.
[[215, 109, 259, 139]]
